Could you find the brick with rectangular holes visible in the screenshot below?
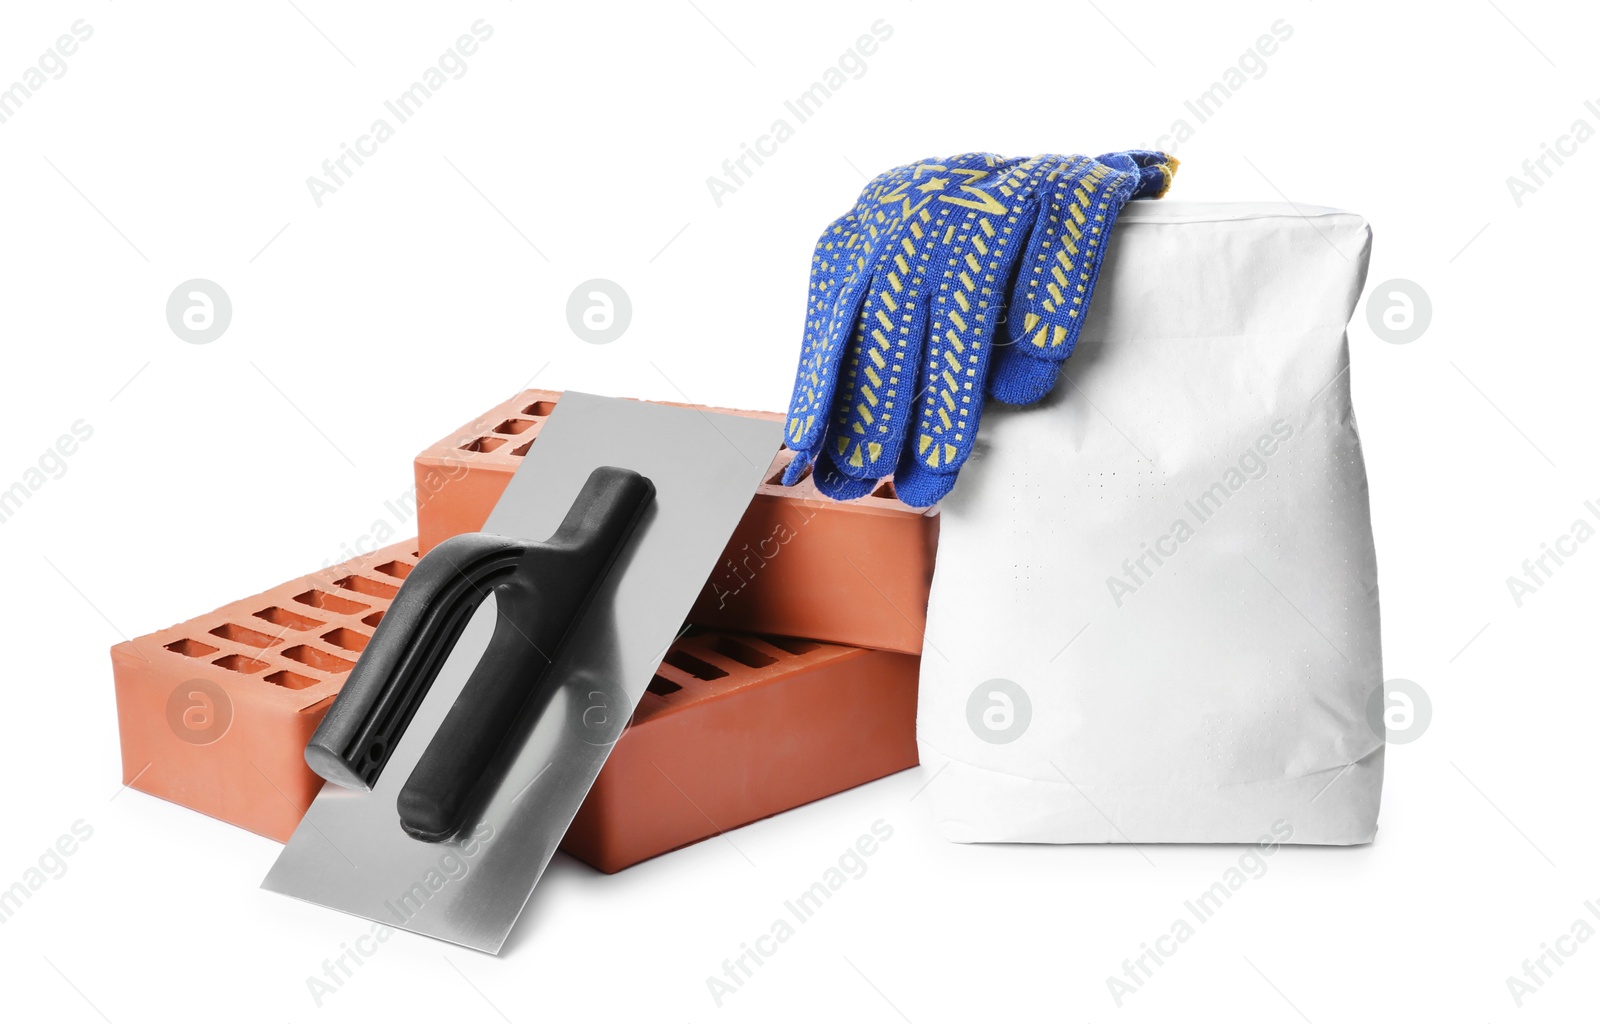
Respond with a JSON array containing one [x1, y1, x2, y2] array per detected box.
[[414, 389, 940, 654], [111, 542, 921, 857], [110, 540, 418, 840], [561, 630, 919, 872]]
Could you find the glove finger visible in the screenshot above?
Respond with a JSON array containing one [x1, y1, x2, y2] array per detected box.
[[784, 246, 874, 471], [991, 156, 1139, 405], [816, 153, 1018, 483], [890, 156, 1058, 504], [819, 218, 937, 482], [784, 166, 933, 460], [786, 154, 1011, 485], [812, 458, 879, 501], [784, 205, 878, 466], [890, 301, 985, 509]]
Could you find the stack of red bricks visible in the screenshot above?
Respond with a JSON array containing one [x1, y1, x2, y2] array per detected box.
[[113, 390, 937, 871]]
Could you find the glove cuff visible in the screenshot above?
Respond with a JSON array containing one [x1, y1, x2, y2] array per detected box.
[[1097, 150, 1180, 199]]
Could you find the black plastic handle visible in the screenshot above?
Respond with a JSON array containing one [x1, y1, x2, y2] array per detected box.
[[304, 466, 654, 841]]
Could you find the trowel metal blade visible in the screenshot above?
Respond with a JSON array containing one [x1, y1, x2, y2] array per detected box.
[[261, 392, 781, 952]]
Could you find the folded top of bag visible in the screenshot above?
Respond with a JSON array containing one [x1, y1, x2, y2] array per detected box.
[[1086, 202, 1372, 341]]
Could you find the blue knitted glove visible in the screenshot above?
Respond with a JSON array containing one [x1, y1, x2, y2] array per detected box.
[[783, 150, 1177, 506], [786, 151, 1002, 476]]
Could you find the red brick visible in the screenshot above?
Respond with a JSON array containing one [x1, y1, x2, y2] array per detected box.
[[112, 544, 921, 864], [563, 630, 918, 872], [414, 389, 938, 654], [111, 541, 418, 840]]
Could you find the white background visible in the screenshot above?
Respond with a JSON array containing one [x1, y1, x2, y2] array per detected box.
[[1, 1, 1596, 1020]]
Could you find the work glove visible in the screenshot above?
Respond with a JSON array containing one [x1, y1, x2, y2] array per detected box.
[[782, 150, 1177, 507]]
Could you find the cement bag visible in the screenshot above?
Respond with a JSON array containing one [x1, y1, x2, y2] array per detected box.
[[917, 202, 1380, 845]]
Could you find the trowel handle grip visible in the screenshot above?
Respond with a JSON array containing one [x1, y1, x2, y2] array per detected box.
[[304, 467, 654, 809], [399, 466, 654, 842]]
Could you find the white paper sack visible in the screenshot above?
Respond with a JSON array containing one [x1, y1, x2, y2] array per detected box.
[[918, 202, 1380, 845]]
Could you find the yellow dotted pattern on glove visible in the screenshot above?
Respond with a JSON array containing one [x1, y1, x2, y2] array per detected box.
[[1017, 159, 1130, 349], [912, 157, 1047, 469], [824, 158, 993, 472], [787, 155, 1001, 452], [787, 172, 913, 446], [790, 213, 871, 444], [830, 202, 935, 470]]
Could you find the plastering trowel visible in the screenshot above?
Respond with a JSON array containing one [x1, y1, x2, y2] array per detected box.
[[262, 392, 781, 952]]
